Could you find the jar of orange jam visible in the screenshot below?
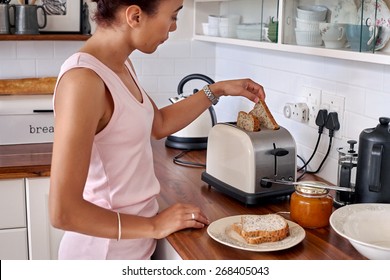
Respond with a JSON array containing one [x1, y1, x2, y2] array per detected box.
[[290, 182, 333, 228]]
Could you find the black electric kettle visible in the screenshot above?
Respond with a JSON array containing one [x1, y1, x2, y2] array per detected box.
[[355, 117, 390, 203]]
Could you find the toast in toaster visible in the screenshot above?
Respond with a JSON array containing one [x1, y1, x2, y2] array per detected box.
[[232, 214, 289, 244], [249, 99, 280, 130], [236, 111, 261, 132]]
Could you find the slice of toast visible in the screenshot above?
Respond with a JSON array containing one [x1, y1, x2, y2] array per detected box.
[[236, 111, 261, 132], [249, 99, 280, 130], [232, 214, 289, 244]]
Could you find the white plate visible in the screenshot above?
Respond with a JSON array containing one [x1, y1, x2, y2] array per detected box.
[[207, 215, 305, 252], [358, 0, 390, 50], [328, 0, 358, 24], [330, 203, 390, 260]]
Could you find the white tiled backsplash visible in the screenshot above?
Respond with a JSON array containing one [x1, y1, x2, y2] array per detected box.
[[1, 35, 389, 185]]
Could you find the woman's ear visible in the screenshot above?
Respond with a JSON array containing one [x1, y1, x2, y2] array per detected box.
[[125, 5, 142, 27]]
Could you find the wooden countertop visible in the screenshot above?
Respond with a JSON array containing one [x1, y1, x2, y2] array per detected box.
[[152, 139, 366, 260], [0, 143, 52, 179], [0, 77, 56, 96], [0, 139, 365, 259]]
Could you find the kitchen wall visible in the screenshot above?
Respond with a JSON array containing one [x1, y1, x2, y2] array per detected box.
[[213, 45, 390, 184], [0, 0, 216, 108], [1, 0, 389, 185]]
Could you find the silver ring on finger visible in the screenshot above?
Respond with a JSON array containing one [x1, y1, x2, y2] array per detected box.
[[191, 213, 195, 220]]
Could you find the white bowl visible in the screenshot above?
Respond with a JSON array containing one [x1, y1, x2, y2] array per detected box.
[[295, 29, 322, 46], [330, 203, 390, 260], [296, 17, 325, 31], [297, 5, 328, 21]]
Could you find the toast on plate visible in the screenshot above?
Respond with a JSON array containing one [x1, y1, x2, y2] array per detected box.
[[232, 214, 289, 244]]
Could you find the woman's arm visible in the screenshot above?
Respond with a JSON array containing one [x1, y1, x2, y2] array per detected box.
[[150, 79, 266, 139]]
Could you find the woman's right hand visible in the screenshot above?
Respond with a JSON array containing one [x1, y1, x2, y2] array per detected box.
[[151, 203, 210, 239]]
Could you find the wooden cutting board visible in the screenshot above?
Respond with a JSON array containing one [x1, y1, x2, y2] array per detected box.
[[0, 77, 57, 95]]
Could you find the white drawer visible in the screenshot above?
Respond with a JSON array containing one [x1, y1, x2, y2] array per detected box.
[[0, 228, 28, 260], [0, 179, 26, 229]]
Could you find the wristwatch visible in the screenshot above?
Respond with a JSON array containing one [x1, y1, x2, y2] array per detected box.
[[203, 85, 219, 105]]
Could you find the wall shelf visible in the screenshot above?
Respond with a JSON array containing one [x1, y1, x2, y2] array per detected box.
[[0, 34, 91, 41], [194, 0, 390, 66], [194, 34, 390, 65]]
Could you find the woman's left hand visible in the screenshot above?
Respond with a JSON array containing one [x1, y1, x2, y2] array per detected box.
[[209, 78, 266, 103]]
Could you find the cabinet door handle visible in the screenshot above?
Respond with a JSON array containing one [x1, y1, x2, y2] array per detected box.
[[33, 109, 54, 113]]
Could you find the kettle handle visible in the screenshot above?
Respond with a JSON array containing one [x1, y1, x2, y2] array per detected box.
[[177, 73, 215, 96], [176, 73, 217, 126], [8, 4, 15, 28], [369, 144, 383, 192], [37, 5, 47, 29]]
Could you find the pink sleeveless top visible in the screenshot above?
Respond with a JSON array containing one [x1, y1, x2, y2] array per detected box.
[[54, 52, 160, 260]]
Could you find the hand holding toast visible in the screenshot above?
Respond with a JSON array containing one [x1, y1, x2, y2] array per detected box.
[[208, 78, 265, 103]]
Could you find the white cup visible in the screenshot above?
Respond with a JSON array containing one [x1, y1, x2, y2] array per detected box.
[[319, 22, 347, 49]]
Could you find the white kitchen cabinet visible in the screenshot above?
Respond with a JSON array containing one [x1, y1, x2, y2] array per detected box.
[[25, 177, 64, 260], [0, 228, 29, 260], [0, 179, 28, 260], [194, 0, 390, 65], [152, 238, 183, 260], [0, 179, 26, 229]]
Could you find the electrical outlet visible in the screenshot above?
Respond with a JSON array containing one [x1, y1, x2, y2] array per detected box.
[[284, 103, 309, 122], [302, 86, 322, 128], [321, 92, 345, 139]]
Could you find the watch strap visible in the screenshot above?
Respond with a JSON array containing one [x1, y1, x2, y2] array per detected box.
[[203, 85, 219, 105]]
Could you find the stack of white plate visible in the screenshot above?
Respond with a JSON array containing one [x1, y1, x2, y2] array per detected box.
[[295, 5, 328, 46]]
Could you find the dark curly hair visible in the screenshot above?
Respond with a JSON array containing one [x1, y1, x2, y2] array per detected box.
[[91, 0, 162, 26]]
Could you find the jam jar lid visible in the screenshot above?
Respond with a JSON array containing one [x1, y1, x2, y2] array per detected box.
[[295, 181, 329, 195]]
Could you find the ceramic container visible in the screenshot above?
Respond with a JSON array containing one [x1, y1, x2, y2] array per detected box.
[[295, 29, 322, 46], [346, 24, 380, 51], [319, 22, 347, 49], [297, 5, 328, 22], [296, 17, 324, 32]]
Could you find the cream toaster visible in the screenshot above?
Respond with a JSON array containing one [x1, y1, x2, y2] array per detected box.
[[201, 122, 296, 205]]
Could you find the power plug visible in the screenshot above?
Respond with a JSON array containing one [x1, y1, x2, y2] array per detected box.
[[316, 109, 328, 133], [326, 112, 340, 137]]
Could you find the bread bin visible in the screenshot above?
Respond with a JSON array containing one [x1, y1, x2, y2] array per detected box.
[[0, 95, 54, 145], [201, 123, 296, 205]]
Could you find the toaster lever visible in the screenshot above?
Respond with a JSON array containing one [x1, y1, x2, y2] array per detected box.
[[260, 177, 273, 188], [270, 146, 289, 179], [270, 148, 289, 157]]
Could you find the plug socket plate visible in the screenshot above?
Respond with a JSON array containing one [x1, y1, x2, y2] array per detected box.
[[302, 86, 322, 128]]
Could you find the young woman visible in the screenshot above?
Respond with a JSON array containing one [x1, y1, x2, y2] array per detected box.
[[49, 0, 265, 259]]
